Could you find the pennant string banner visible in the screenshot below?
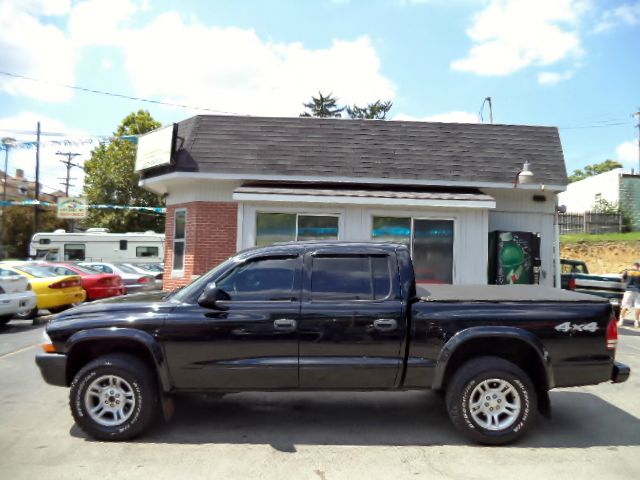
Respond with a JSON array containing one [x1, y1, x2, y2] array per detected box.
[[0, 135, 139, 150], [0, 199, 165, 213]]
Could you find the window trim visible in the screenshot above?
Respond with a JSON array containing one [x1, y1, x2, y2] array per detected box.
[[172, 208, 187, 277], [370, 213, 457, 285], [255, 211, 342, 246]]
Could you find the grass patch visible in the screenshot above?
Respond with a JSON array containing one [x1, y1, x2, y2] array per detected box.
[[561, 232, 640, 244]]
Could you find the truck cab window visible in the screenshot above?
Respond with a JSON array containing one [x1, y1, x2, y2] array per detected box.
[[216, 257, 298, 301]]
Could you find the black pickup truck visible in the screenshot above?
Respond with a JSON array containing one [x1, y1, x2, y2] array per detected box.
[[36, 242, 630, 445]]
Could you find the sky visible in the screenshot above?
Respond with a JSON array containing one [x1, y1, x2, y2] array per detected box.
[[0, 0, 638, 197]]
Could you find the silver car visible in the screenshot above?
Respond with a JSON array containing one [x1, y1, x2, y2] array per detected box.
[[122, 263, 163, 290], [79, 262, 157, 294]]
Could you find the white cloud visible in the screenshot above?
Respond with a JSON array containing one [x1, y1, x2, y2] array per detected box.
[[616, 140, 638, 167], [394, 111, 479, 123], [119, 13, 396, 116], [537, 70, 574, 85], [68, 0, 140, 46], [0, 1, 77, 102], [594, 1, 640, 33], [0, 112, 94, 196], [451, 0, 586, 76]]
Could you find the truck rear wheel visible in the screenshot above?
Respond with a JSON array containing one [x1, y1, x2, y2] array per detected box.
[[69, 353, 158, 441], [446, 356, 537, 445]]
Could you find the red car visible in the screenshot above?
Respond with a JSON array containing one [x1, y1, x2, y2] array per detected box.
[[44, 263, 125, 301]]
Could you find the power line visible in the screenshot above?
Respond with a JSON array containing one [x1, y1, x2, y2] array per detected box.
[[0, 70, 244, 116]]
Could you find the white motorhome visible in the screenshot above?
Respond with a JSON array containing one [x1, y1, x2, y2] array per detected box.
[[30, 228, 165, 264]]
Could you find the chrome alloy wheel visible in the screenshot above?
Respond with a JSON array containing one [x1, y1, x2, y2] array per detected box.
[[84, 375, 136, 427], [468, 378, 521, 431]]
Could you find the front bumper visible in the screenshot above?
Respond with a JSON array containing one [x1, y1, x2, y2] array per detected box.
[[35, 352, 67, 387], [612, 361, 631, 383]]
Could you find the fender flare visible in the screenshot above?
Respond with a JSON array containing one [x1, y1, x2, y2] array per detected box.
[[431, 326, 554, 390], [66, 328, 171, 392]]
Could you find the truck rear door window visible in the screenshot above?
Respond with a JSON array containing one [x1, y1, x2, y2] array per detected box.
[[311, 255, 392, 301]]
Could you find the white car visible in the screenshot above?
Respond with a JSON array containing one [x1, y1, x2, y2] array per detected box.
[[0, 267, 38, 326], [122, 263, 163, 290]]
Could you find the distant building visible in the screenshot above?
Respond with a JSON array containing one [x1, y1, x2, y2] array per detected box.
[[558, 168, 640, 230], [0, 168, 65, 204]]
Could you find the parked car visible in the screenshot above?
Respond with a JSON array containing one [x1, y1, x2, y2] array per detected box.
[[0, 266, 38, 326], [560, 259, 624, 312], [79, 262, 156, 294], [1, 262, 86, 317], [123, 263, 163, 290], [36, 242, 629, 445], [42, 263, 125, 301]]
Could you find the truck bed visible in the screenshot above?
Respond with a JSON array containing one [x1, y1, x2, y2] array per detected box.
[[416, 284, 609, 303]]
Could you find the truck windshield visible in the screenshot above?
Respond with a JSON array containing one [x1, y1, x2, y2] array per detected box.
[[169, 257, 237, 303]]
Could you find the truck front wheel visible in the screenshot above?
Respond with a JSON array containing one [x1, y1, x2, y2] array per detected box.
[[446, 356, 537, 445], [69, 353, 159, 441]]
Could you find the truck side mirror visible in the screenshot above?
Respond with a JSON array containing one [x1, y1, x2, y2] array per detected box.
[[197, 285, 231, 310]]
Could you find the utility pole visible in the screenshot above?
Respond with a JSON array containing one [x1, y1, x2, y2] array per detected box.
[[487, 96, 493, 124], [55, 151, 81, 196], [34, 122, 41, 236], [634, 108, 640, 174]]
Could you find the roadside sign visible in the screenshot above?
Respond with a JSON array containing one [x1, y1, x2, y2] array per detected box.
[[57, 197, 88, 219]]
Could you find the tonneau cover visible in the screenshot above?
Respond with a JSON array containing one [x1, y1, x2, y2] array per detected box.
[[416, 284, 609, 303]]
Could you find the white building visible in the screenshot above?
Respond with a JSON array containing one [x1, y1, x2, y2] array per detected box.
[[558, 168, 623, 213], [137, 115, 569, 290]]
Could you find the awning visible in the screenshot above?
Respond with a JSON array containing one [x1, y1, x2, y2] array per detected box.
[[233, 183, 495, 209]]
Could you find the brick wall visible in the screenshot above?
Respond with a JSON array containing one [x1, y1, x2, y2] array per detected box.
[[163, 201, 238, 291]]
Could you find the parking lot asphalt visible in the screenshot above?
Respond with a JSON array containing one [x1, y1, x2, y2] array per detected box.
[[0, 319, 639, 480]]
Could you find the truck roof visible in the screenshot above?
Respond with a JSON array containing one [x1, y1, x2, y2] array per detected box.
[[236, 241, 405, 258]]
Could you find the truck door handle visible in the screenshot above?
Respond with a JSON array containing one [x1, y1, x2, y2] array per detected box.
[[273, 318, 297, 331], [373, 318, 398, 332]]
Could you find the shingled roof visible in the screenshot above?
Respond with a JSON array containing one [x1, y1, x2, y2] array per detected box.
[[143, 115, 567, 187]]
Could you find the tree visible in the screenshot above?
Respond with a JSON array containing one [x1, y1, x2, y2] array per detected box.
[[300, 92, 345, 118], [1, 206, 66, 259], [568, 159, 623, 183], [346, 100, 393, 120], [83, 110, 165, 233]]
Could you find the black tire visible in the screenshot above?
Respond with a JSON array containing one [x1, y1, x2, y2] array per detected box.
[[445, 356, 538, 445], [14, 307, 38, 320], [70, 353, 158, 441], [0, 315, 12, 327]]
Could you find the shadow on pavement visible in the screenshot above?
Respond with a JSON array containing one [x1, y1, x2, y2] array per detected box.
[[0, 319, 43, 334], [70, 390, 640, 450], [619, 327, 640, 337]]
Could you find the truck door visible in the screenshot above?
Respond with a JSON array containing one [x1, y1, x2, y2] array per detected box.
[[162, 254, 302, 390], [299, 249, 405, 388]]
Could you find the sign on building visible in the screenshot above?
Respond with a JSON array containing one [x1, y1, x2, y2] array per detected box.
[[57, 197, 88, 219], [135, 124, 176, 172]]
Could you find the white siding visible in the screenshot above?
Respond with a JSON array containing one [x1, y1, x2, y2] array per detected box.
[[486, 188, 559, 287], [557, 169, 622, 213]]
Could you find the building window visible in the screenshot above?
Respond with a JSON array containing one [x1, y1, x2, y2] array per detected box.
[[137, 246, 159, 258], [119, 240, 128, 250], [173, 210, 186, 271], [372, 216, 454, 284], [256, 213, 339, 246], [64, 243, 85, 261]]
